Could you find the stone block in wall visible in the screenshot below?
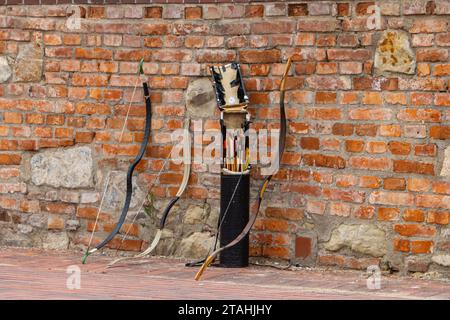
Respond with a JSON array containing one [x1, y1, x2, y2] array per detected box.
[[325, 224, 387, 257], [0, 56, 12, 83], [13, 42, 43, 82], [176, 232, 214, 259], [30, 146, 93, 189], [374, 30, 415, 75]]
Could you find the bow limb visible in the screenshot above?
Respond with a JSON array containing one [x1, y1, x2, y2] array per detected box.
[[107, 118, 191, 267], [82, 60, 151, 263], [195, 58, 291, 280]]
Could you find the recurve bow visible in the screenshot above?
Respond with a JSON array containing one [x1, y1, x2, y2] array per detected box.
[[82, 59, 152, 264]]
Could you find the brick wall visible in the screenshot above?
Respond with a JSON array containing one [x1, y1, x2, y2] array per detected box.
[[0, 1, 449, 275]]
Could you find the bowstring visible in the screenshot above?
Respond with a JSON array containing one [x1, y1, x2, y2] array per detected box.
[[84, 75, 140, 254]]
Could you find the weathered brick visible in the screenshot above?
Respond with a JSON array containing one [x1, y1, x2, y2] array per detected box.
[[303, 154, 345, 169], [415, 144, 436, 157], [416, 48, 448, 62], [394, 224, 436, 237], [403, 209, 425, 222], [345, 140, 364, 153], [394, 239, 410, 252], [378, 208, 400, 221], [394, 160, 434, 175], [417, 63, 431, 78], [410, 19, 448, 33], [350, 157, 390, 171]]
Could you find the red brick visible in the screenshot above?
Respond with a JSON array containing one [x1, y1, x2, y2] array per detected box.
[[394, 239, 410, 252], [349, 108, 392, 120], [285, 183, 321, 197], [366, 141, 387, 154], [398, 109, 441, 122], [316, 35, 336, 47], [245, 5, 264, 18], [240, 49, 281, 63], [303, 154, 345, 169], [295, 33, 315, 46], [369, 191, 414, 206], [145, 7, 162, 18], [339, 61, 362, 74], [337, 3, 350, 16], [384, 178, 406, 191], [360, 176, 382, 189], [288, 4, 308, 16], [335, 174, 358, 188], [327, 49, 371, 61], [410, 19, 448, 33], [394, 224, 436, 237], [332, 123, 354, 136], [379, 124, 401, 137], [432, 182, 450, 195], [416, 48, 448, 62], [185, 7, 202, 20], [417, 195, 450, 209], [411, 92, 433, 105], [75, 48, 112, 60], [393, 160, 434, 175], [196, 50, 236, 63], [300, 137, 320, 150], [337, 34, 358, 47], [304, 108, 342, 120], [297, 19, 338, 32], [349, 157, 390, 171], [75, 132, 94, 143], [408, 177, 431, 192], [41, 202, 75, 215], [262, 246, 289, 260], [266, 207, 304, 221], [345, 140, 364, 153], [430, 126, 450, 140], [295, 236, 312, 258], [3, 112, 22, 124], [0, 154, 21, 165], [385, 92, 407, 105], [388, 141, 411, 155], [353, 77, 398, 90], [315, 91, 336, 103], [403, 209, 425, 222], [435, 93, 450, 106], [330, 202, 351, 217], [378, 208, 400, 221], [356, 2, 375, 15], [417, 63, 431, 76], [353, 206, 375, 219], [316, 63, 337, 74], [323, 188, 365, 203], [411, 241, 433, 254], [427, 211, 449, 225], [72, 74, 108, 87], [415, 144, 437, 157]]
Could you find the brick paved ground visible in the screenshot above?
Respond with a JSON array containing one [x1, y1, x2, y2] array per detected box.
[[0, 247, 448, 300]]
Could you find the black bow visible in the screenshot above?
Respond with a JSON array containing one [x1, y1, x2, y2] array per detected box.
[[82, 60, 152, 263]]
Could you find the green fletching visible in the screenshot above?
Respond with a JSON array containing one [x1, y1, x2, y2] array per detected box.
[[82, 251, 89, 264], [138, 58, 144, 75]]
